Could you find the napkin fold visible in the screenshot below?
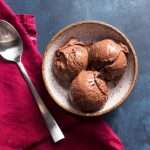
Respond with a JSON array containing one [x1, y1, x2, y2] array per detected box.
[[0, 0, 124, 149]]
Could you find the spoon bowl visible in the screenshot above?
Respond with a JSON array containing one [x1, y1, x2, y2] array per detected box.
[[0, 20, 22, 62]]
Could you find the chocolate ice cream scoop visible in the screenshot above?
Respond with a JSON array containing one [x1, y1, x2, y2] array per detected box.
[[89, 39, 128, 80], [70, 70, 108, 112], [90, 39, 128, 66], [104, 51, 128, 80], [53, 38, 88, 86]]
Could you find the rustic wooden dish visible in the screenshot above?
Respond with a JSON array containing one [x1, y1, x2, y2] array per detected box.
[[42, 21, 138, 117]]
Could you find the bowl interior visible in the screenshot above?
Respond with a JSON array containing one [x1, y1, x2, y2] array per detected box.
[[42, 21, 137, 116]]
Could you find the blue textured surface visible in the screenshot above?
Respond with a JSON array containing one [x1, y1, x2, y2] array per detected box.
[[4, 0, 150, 149]]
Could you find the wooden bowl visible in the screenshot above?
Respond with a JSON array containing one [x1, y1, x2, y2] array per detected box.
[[42, 21, 138, 117]]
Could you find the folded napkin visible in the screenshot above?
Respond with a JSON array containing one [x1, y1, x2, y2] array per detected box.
[[0, 0, 124, 149]]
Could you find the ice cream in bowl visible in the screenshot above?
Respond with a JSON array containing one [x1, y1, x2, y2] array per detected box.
[[42, 21, 138, 117]]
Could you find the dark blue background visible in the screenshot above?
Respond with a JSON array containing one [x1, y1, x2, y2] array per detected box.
[[5, 0, 150, 149]]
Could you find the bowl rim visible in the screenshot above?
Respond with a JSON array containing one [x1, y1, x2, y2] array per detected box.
[[42, 20, 138, 117]]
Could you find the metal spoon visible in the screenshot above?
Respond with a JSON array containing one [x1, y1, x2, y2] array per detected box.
[[0, 20, 64, 143]]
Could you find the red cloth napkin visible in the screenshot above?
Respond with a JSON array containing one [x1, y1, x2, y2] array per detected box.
[[0, 0, 124, 150]]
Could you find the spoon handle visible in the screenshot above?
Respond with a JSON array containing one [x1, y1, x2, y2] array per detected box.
[[17, 61, 65, 143]]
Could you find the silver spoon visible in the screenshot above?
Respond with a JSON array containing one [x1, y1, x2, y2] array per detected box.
[[0, 20, 64, 143]]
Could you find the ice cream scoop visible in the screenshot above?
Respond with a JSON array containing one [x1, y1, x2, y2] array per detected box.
[[90, 39, 128, 80], [70, 70, 108, 112], [53, 38, 88, 86], [90, 39, 128, 65]]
